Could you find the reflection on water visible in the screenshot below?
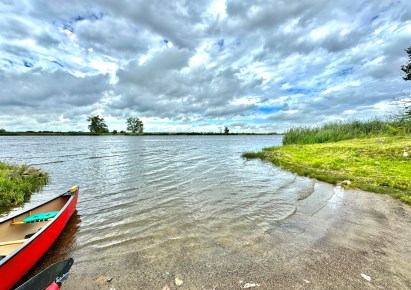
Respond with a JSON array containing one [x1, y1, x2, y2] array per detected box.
[[0, 135, 325, 286]]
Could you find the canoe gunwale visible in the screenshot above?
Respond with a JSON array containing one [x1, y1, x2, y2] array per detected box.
[[0, 191, 72, 224], [0, 189, 78, 267]]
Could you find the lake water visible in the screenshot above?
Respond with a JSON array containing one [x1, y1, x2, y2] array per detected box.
[[0, 136, 324, 288]]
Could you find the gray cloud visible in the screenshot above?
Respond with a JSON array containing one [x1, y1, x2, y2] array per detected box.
[[75, 17, 154, 58], [96, 0, 212, 49], [113, 50, 263, 120], [0, 69, 110, 108]]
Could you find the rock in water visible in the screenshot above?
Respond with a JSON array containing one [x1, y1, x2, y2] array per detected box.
[[96, 276, 112, 284], [361, 273, 371, 281], [244, 282, 260, 288], [175, 277, 184, 286]]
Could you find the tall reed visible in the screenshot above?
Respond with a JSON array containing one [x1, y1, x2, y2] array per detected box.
[[283, 118, 410, 145]]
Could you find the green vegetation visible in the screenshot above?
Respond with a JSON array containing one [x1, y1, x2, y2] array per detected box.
[[87, 115, 109, 134], [400, 46, 411, 118], [243, 136, 411, 204], [126, 117, 144, 134], [282, 118, 410, 145], [0, 162, 48, 208], [401, 46, 411, 81]]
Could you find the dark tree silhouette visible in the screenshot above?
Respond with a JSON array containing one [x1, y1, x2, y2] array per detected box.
[[87, 115, 109, 134], [401, 46, 411, 81], [400, 47, 411, 119], [126, 117, 144, 134]]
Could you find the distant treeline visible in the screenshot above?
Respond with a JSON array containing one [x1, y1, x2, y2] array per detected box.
[[0, 131, 280, 136]]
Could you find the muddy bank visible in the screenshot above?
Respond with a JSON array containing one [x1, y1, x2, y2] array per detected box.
[[61, 181, 411, 289]]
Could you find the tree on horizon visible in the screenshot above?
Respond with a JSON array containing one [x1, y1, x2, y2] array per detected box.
[[127, 117, 144, 134], [401, 46, 411, 81], [400, 46, 411, 119], [87, 115, 109, 134]]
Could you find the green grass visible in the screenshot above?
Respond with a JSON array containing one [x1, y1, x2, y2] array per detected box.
[[243, 136, 411, 204], [282, 118, 411, 145], [0, 162, 49, 208]]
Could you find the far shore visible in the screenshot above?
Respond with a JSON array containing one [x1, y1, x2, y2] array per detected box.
[[0, 131, 280, 136]]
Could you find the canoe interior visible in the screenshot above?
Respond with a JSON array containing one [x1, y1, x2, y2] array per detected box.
[[0, 196, 70, 257]]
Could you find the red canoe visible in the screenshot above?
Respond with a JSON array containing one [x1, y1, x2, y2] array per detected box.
[[0, 186, 79, 290]]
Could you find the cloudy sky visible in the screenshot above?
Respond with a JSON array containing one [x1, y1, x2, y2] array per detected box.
[[0, 0, 410, 133]]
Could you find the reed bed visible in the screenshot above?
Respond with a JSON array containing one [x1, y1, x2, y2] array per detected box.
[[282, 118, 410, 145]]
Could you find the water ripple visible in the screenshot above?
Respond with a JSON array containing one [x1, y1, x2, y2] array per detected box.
[[0, 135, 318, 262]]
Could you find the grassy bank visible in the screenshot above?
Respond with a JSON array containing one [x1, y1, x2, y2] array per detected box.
[[243, 136, 411, 204], [283, 118, 410, 145], [0, 162, 48, 208]]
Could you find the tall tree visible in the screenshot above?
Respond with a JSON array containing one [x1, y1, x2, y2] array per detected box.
[[87, 115, 109, 134], [401, 46, 411, 81], [224, 126, 230, 134], [127, 117, 144, 134], [400, 46, 411, 119]]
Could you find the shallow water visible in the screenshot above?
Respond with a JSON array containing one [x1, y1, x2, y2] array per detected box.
[[0, 135, 324, 287]]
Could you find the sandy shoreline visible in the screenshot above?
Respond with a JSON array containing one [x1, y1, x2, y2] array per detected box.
[[19, 180, 408, 290]]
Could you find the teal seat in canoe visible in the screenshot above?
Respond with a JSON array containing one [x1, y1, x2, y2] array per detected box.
[[23, 211, 59, 223]]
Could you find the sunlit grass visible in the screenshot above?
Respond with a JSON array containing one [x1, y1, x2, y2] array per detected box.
[[0, 162, 49, 208], [243, 136, 411, 204]]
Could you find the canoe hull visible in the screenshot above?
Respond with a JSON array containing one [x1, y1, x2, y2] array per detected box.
[[0, 188, 78, 290]]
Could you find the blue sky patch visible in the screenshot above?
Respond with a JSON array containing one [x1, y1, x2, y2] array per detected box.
[[285, 87, 313, 95], [51, 60, 64, 68], [73, 12, 103, 23], [257, 106, 283, 114], [63, 23, 74, 33], [23, 60, 33, 68], [88, 12, 104, 21], [336, 67, 353, 77], [217, 39, 224, 51], [74, 16, 85, 22]]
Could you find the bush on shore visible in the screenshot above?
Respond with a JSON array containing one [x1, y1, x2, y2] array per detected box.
[[0, 162, 48, 208]]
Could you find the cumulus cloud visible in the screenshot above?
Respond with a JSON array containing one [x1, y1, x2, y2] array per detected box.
[[0, 0, 410, 132], [0, 69, 110, 107]]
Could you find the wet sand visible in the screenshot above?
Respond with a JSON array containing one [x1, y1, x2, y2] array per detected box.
[[61, 181, 411, 290]]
